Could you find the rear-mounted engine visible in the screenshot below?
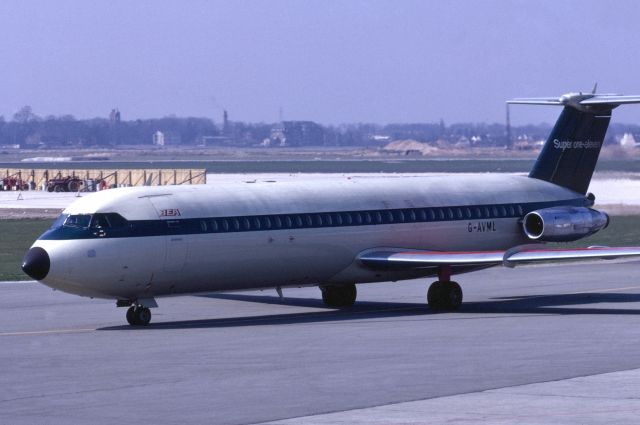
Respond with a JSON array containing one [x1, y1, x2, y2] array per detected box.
[[523, 206, 609, 242]]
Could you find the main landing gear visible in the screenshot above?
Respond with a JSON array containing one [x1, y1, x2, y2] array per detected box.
[[126, 306, 152, 326], [320, 283, 357, 308], [427, 266, 463, 311]]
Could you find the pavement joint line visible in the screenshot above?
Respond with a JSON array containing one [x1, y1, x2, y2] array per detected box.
[[0, 328, 95, 337], [253, 367, 640, 425]]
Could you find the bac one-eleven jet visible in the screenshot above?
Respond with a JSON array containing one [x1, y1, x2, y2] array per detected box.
[[21, 90, 640, 326]]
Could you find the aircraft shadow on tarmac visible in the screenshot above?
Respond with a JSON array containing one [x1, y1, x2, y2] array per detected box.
[[97, 291, 640, 331]]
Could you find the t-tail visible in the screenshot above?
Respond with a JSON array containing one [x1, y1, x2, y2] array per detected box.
[[509, 91, 640, 194]]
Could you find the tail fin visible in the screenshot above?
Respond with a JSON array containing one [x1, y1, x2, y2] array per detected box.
[[509, 92, 640, 194]]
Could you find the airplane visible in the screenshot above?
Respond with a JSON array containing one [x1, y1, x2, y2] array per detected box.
[[21, 90, 640, 326]]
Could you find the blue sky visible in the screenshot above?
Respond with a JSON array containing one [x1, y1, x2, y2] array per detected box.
[[0, 0, 639, 125]]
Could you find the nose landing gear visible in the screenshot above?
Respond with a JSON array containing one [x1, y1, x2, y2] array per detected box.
[[126, 306, 152, 326]]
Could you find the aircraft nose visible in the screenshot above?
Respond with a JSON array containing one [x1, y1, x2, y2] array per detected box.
[[22, 247, 50, 280]]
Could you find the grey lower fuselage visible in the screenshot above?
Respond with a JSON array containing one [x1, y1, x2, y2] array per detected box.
[[32, 174, 587, 300]]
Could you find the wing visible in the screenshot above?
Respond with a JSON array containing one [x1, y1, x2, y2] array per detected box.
[[359, 246, 640, 270]]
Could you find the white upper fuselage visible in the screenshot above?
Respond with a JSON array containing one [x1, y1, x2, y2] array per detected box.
[[31, 174, 586, 300]]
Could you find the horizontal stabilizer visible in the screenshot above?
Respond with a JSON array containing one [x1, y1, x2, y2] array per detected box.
[[508, 93, 640, 110], [359, 246, 640, 269]]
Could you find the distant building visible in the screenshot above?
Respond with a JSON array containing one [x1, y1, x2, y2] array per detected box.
[[270, 121, 324, 147], [109, 108, 121, 124], [153, 131, 165, 146], [222, 110, 229, 135], [153, 131, 181, 146]]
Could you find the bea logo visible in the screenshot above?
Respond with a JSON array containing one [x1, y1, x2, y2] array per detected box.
[[160, 208, 181, 217]]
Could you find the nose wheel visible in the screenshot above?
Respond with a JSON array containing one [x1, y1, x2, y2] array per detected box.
[[126, 306, 152, 326]]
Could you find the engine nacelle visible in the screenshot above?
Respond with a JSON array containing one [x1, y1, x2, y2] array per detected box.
[[522, 206, 609, 242]]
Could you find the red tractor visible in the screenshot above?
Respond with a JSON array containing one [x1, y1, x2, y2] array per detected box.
[[46, 176, 84, 192]]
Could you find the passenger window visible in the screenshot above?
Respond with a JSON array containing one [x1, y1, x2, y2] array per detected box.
[[313, 214, 323, 226], [491, 207, 498, 217], [517, 205, 524, 216], [372, 211, 381, 224], [283, 215, 292, 228], [446, 208, 454, 219], [499, 206, 507, 217], [332, 213, 342, 226], [483, 207, 490, 218], [427, 209, 435, 221], [394, 210, 404, 222], [341, 212, 352, 225], [211, 219, 219, 232], [363, 212, 372, 224], [464, 208, 472, 219], [293, 215, 303, 227], [437, 209, 445, 220], [508, 206, 515, 216], [353, 212, 362, 224], [455, 208, 463, 219], [222, 219, 230, 231], [405, 209, 416, 222], [242, 218, 251, 230], [231, 218, 240, 231], [272, 216, 282, 228], [416, 209, 426, 221], [261, 217, 272, 229], [384, 211, 394, 223], [200, 220, 208, 232], [323, 214, 332, 226], [303, 215, 313, 227]]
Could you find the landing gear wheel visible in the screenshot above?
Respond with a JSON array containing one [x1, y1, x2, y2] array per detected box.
[[321, 283, 357, 308], [428, 281, 463, 311], [126, 306, 152, 326]]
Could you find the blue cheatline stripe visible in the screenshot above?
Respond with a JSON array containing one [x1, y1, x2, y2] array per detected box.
[[38, 198, 587, 241]]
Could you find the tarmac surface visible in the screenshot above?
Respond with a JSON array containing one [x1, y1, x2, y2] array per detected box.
[[3, 261, 640, 424]]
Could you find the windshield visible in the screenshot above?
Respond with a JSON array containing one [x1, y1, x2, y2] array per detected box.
[[63, 214, 93, 228], [50, 214, 69, 229]]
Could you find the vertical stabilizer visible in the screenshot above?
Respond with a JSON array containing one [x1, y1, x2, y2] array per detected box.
[[529, 107, 610, 194], [508, 91, 640, 194]]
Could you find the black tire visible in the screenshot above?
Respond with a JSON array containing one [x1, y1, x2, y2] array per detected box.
[[47, 185, 54, 193], [135, 307, 151, 326], [54, 184, 64, 192], [428, 281, 462, 311], [68, 180, 80, 192], [321, 283, 357, 307], [427, 281, 445, 309], [126, 306, 137, 325], [442, 281, 463, 310]]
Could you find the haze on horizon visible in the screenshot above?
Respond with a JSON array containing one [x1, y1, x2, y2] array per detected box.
[[1, 0, 639, 126]]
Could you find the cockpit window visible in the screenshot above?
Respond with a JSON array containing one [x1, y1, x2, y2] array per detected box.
[[64, 214, 92, 228], [91, 213, 128, 229], [50, 214, 69, 229]]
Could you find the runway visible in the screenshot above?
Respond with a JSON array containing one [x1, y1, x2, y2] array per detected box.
[[2, 262, 640, 424]]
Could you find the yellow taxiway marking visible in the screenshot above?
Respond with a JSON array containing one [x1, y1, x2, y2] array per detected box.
[[0, 328, 94, 337]]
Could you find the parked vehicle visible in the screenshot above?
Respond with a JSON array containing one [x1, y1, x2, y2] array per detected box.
[[46, 176, 83, 192]]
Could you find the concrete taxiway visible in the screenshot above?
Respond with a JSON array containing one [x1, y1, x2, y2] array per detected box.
[[2, 262, 640, 424]]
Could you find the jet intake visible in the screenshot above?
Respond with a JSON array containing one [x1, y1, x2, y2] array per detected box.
[[523, 206, 609, 242]]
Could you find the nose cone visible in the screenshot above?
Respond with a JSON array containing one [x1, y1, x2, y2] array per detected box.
[[22, 247, 50, 280]]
